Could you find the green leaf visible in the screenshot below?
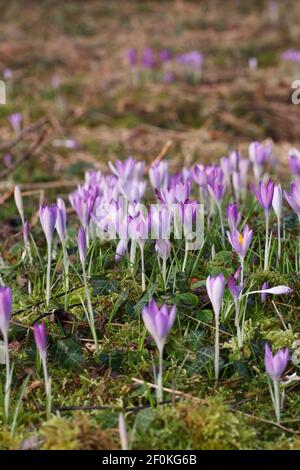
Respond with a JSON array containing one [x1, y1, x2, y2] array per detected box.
[[134, 283, 157, 314], [175, 292, 199, 307], [91, 276, 119, 295], [51, 338, 84, 370], [196, 309, 213, 323], [109, 289, 129, 323]]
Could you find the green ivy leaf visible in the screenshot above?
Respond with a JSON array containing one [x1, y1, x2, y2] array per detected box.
[[51, 338, 84, 370]]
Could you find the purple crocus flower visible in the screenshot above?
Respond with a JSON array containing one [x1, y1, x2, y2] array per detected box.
[[77, 226, 87, 265], [142, 299, 176, 352], [0, 286, 12, 338], [3, 154, 12, 167], [127, 48, 137, 67], [55, 198, 67, 243], [227, 224, 253, 260], [264, 343, 289, 382], [141, 48, 155, 69], [227, 203, 241, 231], [208, 181, 225, 204], [272, 184, 282, 220], [155, 239, 171, 259], [228, 275, 243, 301], [149, 161, 169, 190], [284, 180, 300, 215], [176, 51, 204, 69], [174, 180, 190, 203], [8, 112, 22, 134], [249, 141, 272, 165], [288, 149, 300, 175], [33, 322, 47, 360], [160, 49, 171, 62], [252, 179, 275, 213], [206, 274, 225, 381], [39, 204, 57, 246], [206, 274, 225, 318]]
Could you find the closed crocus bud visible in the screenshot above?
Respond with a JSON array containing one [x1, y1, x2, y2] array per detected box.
[[77, 226, 87, 265], [142, 300, 176, 353], [56, 198, 67, 243], [227, 203, 241, 231], [14, 185, 24, 224], [261, 282, 269, 303], [0, 286, 12, 338], [155, 239, 171, 259], [39, 204, 57, 246], [206, 274, 225, 318], [272, 184, 282, 219], [264, 343, 289, 381], [8, 112, 22, 134], [33, 322, 47, 361], [284, 180, 300, 215], [252, 179, 275, 213], [288, 148, 300, 175]]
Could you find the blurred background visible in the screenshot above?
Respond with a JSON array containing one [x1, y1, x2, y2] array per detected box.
[[1, 0, 300, 187]]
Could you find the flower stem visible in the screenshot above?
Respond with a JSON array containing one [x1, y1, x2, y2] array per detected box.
[[157, 347, 164, 403], [162, 256, 167, 290], [277, 217, 281, 263], [63, 245, 69, 310], [82, 263, 99, 354], [46, 242, 52, 308], [4, 332, 11, 424], [182, 241, 188, 272], [264, 212, 269, 271], [140, 245, 146, 292], [42, 357, 51, 420], [273, 379, 281, 423], [217, 203, 225, 244], [234, 299, 243, 349], [214, 315, 220, 382]]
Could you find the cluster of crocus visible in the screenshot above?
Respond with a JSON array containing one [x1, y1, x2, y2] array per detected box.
[[126, 48, 204, 84]]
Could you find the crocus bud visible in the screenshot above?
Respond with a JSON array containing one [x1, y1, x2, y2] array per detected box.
[[155, 239, 171, 260], [142, 300, 176, 353], [14, 185, 24, 224], [272, 184, 282, 220], [0, 286, 12, 338], [33, 322, 47, 361], [252, 179, 275, 213], [77, 226, 87, 265], [56, 198, 67, 243], [8, 112, 22, 134], [206, 274, 225, 318], [264, 343, 289, 381], [227, 203, 241, 231], [39, 204, 57, 246]]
